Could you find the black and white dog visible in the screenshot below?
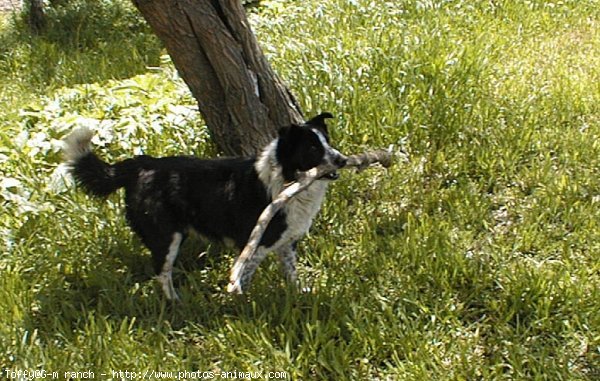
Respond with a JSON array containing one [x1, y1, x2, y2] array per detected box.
[[63, 113, 347, 300]]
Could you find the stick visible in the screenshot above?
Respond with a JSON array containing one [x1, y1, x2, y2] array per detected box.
[[227, 148, 393, 293]]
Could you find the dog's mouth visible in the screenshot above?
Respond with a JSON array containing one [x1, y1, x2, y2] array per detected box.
[[320, 171, 339, 181]]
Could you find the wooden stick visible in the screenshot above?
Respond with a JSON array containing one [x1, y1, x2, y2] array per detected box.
[[227, 148, 393, 293]]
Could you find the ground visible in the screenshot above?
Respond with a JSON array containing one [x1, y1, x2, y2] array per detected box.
[[0, 0, 20, 13]]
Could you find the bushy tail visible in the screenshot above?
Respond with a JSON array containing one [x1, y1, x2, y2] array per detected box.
[[63, 127, 133, 197]]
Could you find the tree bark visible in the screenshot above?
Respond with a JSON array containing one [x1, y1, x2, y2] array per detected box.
[[132, 0, 304, 156], [28, 0, 47, 34]]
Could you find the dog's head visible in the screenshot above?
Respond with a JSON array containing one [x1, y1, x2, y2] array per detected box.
[[276, 112, 347, 182]]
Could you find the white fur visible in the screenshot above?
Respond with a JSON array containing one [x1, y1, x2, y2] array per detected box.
[[312, 128, 345, 167], [255, 140, 284, 197], [157, 232, 183, 301], [63, 126, 94, 163]]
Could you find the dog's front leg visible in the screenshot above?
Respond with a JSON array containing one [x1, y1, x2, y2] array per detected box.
[[276, 242, 298, 286]]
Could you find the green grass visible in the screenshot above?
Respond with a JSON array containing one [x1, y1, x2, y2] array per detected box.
[[1, 0, 599, 379]]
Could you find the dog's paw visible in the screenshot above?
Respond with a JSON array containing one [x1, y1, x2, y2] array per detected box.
[[165, 288, 181, 302], [157, 273, 180, 301]]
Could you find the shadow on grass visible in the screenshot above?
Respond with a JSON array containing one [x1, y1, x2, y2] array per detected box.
[[0, 0, 162, 91], [22, 236, 307, 334]]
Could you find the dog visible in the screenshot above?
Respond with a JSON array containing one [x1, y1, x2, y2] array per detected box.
[[63, 112, 347, 300]]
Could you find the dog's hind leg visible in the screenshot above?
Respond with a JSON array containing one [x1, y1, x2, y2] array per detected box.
[[154, 232, 184, 301], [276, 241, 298, 286]]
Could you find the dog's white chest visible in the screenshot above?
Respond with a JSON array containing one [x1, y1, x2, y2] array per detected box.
[[284, 181, 328, 239]]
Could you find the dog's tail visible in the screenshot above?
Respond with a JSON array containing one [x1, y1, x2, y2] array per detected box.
[[63, 127, 133, 197]]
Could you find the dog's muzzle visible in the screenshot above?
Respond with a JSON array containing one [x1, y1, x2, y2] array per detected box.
[[320, 154, 348, 180]]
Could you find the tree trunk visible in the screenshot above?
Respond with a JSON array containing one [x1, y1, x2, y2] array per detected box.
[[132, 0, 304, 156], [28, 0, 47, 34]]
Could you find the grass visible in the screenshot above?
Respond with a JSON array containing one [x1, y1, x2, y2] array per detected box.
[[1, 0, 599, 379]]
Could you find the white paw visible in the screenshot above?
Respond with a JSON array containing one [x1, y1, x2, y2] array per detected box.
[[158, 273, 180, 301]]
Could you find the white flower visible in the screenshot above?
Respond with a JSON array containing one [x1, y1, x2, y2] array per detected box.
[[0, 177, 21, 190]]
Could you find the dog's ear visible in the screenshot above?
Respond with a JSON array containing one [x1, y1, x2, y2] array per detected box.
[[305, 112, 333, 135], [305, 112, 334, 127]]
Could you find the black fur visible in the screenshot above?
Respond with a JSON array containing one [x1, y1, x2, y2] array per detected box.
[[118, 155, 287, 273]]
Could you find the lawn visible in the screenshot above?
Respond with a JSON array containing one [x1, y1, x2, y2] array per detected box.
[[1, 0, 599, 379]]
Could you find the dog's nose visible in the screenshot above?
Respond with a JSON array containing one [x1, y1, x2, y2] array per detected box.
[[335, 155, 348, 168]]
